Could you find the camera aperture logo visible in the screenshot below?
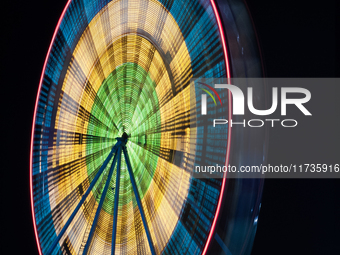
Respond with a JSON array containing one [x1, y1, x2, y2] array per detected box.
[[198, 82, 312, 128]]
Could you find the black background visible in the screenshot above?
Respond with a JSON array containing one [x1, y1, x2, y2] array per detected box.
[[245, 1, 339, 254], [2, 0, 339, 254]]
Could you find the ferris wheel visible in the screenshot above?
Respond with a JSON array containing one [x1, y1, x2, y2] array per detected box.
[[30, 0, 266, 254]]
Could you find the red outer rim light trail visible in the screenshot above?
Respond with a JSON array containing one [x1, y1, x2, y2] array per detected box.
[[30, 1, 73, 255], [202, 1, 232, 255]]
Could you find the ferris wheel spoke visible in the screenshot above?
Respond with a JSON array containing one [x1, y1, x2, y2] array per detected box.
[[111, 143, 122, 255], [45, 144, 119, 255], [82, 146, 121, 255], [122, 145, 156, 255]]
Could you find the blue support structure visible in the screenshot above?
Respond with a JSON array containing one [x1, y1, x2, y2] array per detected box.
[[111, 144, 122, 255], [83, 146, 121, 255], [122, 145, 156, 255], [46, 133, 156, 255], [46, 144, 119, 255]]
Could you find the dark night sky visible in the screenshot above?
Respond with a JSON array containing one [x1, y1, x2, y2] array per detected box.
[[246, 1, 339, 254], [2, 0, 339, 254]]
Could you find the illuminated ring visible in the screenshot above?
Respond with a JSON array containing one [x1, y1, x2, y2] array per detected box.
[[30, 0, 264, 254]]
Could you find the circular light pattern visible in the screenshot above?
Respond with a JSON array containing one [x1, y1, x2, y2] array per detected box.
[[31, 0, 265, 255], [87, 61, 161, 209]]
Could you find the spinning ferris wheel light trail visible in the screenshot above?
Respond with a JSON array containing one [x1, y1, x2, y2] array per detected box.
[[30, 0, 266, 254]]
